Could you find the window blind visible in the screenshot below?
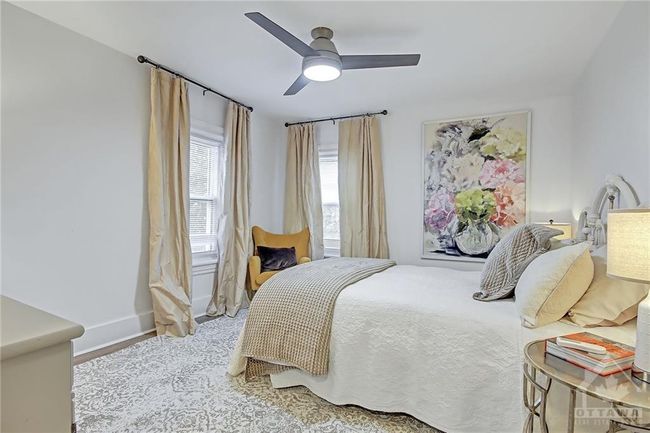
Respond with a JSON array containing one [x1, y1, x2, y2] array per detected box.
[[189, 127, 224, 256]]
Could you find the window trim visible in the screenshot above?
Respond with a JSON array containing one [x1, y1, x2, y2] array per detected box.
[[323, 241, 341, 258], [189, 120, 224, 265], [319, 148, 337, 162], [190, 120, 224, 143]]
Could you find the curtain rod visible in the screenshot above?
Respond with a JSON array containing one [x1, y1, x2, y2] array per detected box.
[[284, 110, 388, 127], [137, 55, 253, 112]]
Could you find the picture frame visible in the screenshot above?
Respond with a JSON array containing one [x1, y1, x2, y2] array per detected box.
[[421, 110, 531, 262]]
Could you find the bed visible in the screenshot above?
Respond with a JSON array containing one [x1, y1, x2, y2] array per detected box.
[[229, 175, 643, 433], [230, 264, 636, 433]]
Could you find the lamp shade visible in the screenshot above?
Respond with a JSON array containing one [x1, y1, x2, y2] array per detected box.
[[539, 221, 573, 240], [607, 208, 650, 283], [607, 208, 650, 384]]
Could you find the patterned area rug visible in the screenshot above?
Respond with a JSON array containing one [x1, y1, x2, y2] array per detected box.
[[74, 312, 441, 433]]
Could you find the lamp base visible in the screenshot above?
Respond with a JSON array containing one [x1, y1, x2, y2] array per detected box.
[[632, 364, 650, 385]]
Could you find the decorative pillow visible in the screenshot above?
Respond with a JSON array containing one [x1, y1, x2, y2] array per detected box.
[[567, 246, 649, 327], [257, 246, 297, 273], [549, 238, 578, 250], [515, 242, 594, 328], [473, 224, 562, 301]]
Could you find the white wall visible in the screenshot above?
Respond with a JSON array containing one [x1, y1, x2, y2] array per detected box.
[[1, 4, 285, 354], [2, 3, 150, 353], [250, 114, 286, 232], [571, 1, 649, 214]]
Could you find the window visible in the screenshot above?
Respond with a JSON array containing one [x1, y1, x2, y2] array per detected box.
[[319, 149, 340, 256], [189, 122, 224, 257]]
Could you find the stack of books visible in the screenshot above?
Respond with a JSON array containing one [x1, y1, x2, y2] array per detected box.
[[545, 332, 635, 376]]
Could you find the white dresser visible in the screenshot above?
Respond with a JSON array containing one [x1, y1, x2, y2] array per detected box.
[[1, 296, 84, 433]]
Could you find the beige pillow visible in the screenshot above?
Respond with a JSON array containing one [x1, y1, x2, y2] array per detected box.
[[515, 242, 594, 328], [568, 246, 649, 327]]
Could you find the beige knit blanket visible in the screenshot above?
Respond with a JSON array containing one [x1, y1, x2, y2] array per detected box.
[[241, 257, 395, 379]]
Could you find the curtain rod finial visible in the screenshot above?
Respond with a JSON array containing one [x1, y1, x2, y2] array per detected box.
[[381, 110, 388, 115], [137, 55, 146, 63]]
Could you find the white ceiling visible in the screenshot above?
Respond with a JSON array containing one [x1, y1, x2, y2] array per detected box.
[[12, 1, 622, 121]]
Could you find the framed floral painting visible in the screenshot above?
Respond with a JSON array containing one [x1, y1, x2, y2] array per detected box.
[[421, 111, 530, 261]]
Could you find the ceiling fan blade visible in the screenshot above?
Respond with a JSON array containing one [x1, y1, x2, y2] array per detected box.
[[284, 75, 310, 96], [340, 54, 421, 70], [245, 12, 317, 58]]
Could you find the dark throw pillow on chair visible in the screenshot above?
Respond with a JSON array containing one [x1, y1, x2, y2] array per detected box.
[[257, 246, 298, 273]]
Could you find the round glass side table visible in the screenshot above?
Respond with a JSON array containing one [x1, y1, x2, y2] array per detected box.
[[523, 340, 650, 433]]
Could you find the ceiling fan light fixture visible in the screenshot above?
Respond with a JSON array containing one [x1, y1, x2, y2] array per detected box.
[[244, 13, 421, 95], [302, 56, 341, 82], [304, 64, 341, 82]]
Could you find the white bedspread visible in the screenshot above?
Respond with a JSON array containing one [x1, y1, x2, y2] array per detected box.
[[230, 265, 636, 433]]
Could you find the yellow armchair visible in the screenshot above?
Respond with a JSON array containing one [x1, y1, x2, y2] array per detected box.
[[249, 226, 311, 291]]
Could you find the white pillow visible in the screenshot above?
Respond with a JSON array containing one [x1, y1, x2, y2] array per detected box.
[[567, 246, 649, 327], [515, 242, 594, 328]]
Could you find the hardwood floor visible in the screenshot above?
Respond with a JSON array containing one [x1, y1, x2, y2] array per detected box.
[[73, 315, 218, 365]]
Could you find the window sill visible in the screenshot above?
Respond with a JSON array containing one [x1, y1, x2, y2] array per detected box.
[[193, 256, 217, 266], [192, 254, 218, 276], [323, 248, 340, 258]]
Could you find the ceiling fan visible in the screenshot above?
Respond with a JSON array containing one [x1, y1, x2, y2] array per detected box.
[[245, 12, 421, 95]]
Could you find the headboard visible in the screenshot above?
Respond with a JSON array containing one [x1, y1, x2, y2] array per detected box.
[[577, 174, 640, 246]]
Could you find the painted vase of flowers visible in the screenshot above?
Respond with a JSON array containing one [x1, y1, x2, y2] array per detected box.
[[453, 220, 500, 255], [452, 188, 500, 255]]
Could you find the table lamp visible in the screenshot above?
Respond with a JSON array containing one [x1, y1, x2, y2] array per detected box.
[[541, 219, 573, 240], [607, 208, 650, 384]]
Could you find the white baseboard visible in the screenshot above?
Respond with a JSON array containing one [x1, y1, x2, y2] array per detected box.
[[192, 294, 212, 317], [74, 310, 155, 355], [73, 295, 213, 356]]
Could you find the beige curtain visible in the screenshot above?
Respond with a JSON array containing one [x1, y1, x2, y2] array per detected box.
[[338, 116, 389, 258], [208, 102, 251, 317], [284, 124, 324, 259], [147, 69, 196, 337]]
